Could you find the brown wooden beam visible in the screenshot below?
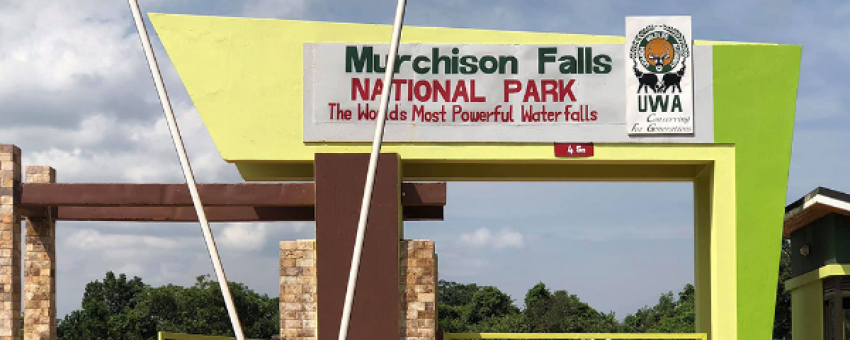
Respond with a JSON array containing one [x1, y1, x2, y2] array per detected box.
[[19, 205, 48, 219], [52, 206, 315, 222], [402, 206, 444, 221], [28, 206, 442, 222], [401, 182, 445, 206], [21, 182, 445, 207], [21, 183, 314, 207]]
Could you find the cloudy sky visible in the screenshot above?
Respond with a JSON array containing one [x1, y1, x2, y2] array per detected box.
[[1, 0, 848, 321]]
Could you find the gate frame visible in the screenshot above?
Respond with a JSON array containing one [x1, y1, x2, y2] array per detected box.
[[242, 145, 739, 339], [149, 14, 802, 340]]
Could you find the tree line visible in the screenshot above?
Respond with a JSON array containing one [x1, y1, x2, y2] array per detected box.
[[56, 273, 279, 340], [437, 280, 690, 334], [435, 241, 791, 338], [53, 242, 793, 339]]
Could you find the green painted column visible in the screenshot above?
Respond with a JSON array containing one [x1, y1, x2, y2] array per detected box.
[[713, 44, 802, 340]]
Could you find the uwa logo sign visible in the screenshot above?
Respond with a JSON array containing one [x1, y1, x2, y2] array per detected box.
[[625, 17, 694, 135]]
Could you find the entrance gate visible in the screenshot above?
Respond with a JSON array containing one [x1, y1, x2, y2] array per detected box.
[[10, 10, 799, 340], [146, 13, 801, 340]]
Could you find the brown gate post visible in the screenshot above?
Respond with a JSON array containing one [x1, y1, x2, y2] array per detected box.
[[315, 153, 401, 340], [0, 145, 21, 340], [24, 166, 56, 340]]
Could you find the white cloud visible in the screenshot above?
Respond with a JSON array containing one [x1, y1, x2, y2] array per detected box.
[[214, 221, 313, 252], [0, 0, 138, 94], [10, 104, 237, 184], [0, 0, 159, 130], [459, 227, 525, 249], [66, 229, 188, 250], [242, 0, 309, 19], [217, 223, 269, 251]]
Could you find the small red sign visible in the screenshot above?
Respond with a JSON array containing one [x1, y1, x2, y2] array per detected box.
[[554, 143, 594, 157]]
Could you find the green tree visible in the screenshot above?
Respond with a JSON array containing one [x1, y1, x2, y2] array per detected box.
[[437, 303, 468, 333], [140, 275, 279, 337], [466, 313, 527, 333], [524, 284, 618, 333], [524, 282, 552, 310], [437, 280, 522, 333], [622, 284, 695, 333], [465, 286, 520, 324], [437, 280, 481, 332], [57, 272, 279, 340], [439, 281, 480, 307], [438, 239, 796, 335], [57, 272, 154, 340], [773, 239, 792, 339]]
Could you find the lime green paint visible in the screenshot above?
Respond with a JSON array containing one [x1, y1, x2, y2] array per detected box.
[[443, 334, 707, 340], [786, 264, 850, 291], [149, 14, 800, 340], [713, 45, 802, 340], [787, 273, 826, 340]]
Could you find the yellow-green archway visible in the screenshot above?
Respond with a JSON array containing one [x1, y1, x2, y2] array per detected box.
[[149, 14, 801, 340]]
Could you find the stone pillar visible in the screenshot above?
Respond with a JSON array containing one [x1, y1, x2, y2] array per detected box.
[[0, 145, 21, 340], [24, 166, 56, 340], [280, 240, 317, 340], [401, 240, 438, 340]]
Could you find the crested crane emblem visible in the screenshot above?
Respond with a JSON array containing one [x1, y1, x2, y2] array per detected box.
[[629, 24, 690, 94]]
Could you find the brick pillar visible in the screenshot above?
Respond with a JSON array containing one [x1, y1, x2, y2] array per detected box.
[[0, 145, 21, 340], [280, 240, 317, 340], [24, 166, 56, 340], [400, 240, 437, 340]]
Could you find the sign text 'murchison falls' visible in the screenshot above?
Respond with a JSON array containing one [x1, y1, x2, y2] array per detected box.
[[345, 46, 613, 75]]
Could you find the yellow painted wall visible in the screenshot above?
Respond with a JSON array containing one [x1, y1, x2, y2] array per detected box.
[[708, 148, 738, 340], [790, 280, 824, 340], [694, 168, 713, 333]]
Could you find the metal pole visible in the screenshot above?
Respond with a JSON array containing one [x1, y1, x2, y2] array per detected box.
[[338, 1, 407, 340], [126, 2, 245, 339]]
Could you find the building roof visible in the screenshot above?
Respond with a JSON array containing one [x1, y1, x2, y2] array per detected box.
[[784, 187, 850, 238]]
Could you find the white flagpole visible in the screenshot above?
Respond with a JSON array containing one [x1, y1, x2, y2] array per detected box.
[[338, 0, 408, 339], [126, 2, 245, 339]]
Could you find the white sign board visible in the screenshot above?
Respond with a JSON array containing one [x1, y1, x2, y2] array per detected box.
[[625, 16, 694, 135], [303, 18, 708, 143]]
